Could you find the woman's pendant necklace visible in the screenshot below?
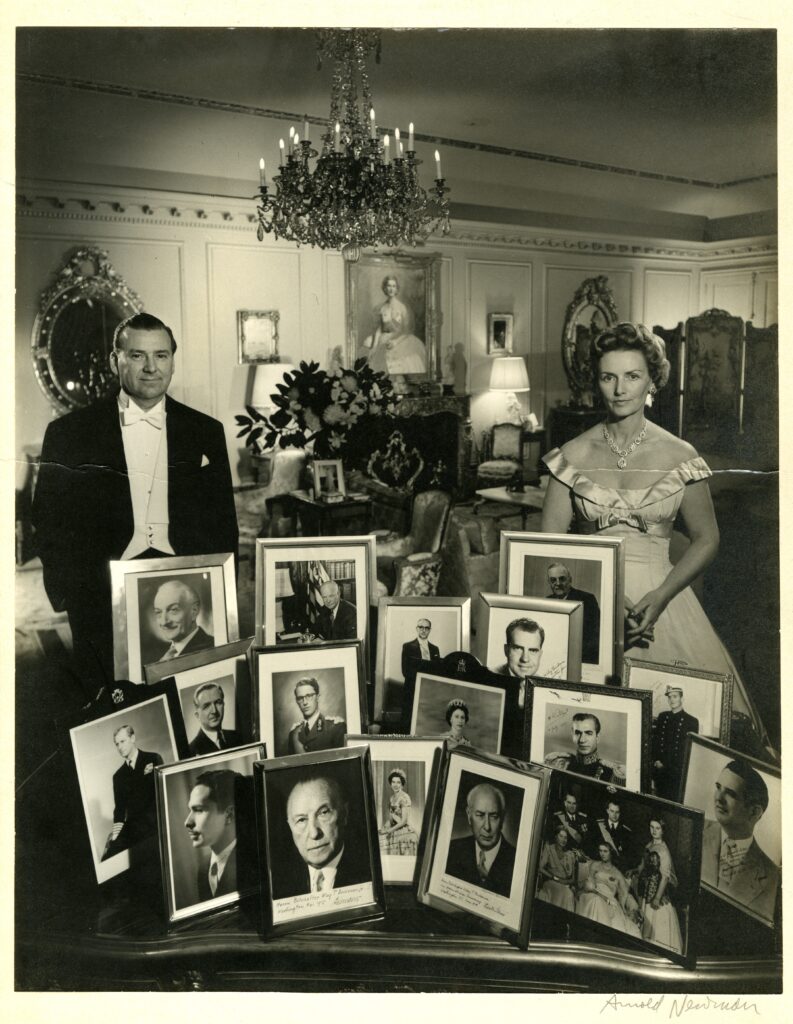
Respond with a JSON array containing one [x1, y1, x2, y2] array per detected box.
[[602, 421, 647, 469]]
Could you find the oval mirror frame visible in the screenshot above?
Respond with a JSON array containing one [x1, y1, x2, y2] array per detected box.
[[31, 247, 144, 413], [561, 275, 619, 407]]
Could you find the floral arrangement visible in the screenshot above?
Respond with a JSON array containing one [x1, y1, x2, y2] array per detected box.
[[236, 358, 400, 460]]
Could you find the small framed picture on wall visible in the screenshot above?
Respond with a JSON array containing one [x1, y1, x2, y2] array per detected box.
[[488, 313, 513, 354]]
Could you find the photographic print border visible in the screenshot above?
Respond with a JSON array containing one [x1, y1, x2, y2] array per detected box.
[[479, 591, 583, 683], [416, 745, 549, 948], [110, 552, 238, 683], [345, 735, 444, 886], [374, 595, 471, 723], [499, 530, 625, 685], [681, 734, 781, 929], [253, 745, 385, 937], [252, 640, 367, 757], [155, 742, 266, 924], [523, 677, 653, 793]]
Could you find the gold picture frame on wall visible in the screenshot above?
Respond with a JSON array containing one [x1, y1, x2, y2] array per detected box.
[[237, 309, 280, 364], [345, 251, 442, 388]]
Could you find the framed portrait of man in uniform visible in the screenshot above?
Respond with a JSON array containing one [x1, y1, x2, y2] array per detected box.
[[253, 641, 366, 757], [524, 678, 653, 793]]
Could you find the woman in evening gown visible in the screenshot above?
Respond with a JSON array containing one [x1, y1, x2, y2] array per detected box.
[[378, 768, 418, 856], [537, 824, 577, 911], [631, 819, 683, 953], [364, 275, 427, 376], [576, 842, 641, 937], [541, 322, 766, 748]]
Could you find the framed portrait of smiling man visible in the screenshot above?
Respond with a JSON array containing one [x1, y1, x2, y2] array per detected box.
[[110, 553, 238, 683], [155, 743, 265, 924], [523, 678, 652, 792], [499, 531, 625, 685], [417, 745, 549, 949], [479, 592, 583, 683], [254, 746, 385, 937], [681, 735, 781, 929]]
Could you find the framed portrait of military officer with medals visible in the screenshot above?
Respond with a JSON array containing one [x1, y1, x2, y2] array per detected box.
[[253, 641, 366, 757]]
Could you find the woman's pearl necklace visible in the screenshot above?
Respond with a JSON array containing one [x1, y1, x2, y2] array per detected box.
[[602, 420, 647, 470]]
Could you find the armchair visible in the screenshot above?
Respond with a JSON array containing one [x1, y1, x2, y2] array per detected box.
[[372, 489, 454, 597], [475, 422, 523, 507]]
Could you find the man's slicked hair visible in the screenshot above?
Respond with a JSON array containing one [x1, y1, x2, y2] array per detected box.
[[114, 312, 178, 353]]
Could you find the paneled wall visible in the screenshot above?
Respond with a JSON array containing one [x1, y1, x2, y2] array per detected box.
[[16, 180, 777, 487]]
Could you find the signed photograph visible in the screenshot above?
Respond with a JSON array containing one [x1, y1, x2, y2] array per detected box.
[[418, 746, 547, 947], [479, 592, 583, 683], [156, 744, 265, 923], [410, 671, 505, 755], [254, 747, 384, 936]]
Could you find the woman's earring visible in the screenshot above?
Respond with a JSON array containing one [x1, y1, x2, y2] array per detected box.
[[645, 384, 657, 408]]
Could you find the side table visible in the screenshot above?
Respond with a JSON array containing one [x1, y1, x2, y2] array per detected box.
[[290, 490, 373, 536]]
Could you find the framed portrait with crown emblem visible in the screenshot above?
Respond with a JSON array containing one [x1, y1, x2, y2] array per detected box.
[[345, 251, 442, 389]]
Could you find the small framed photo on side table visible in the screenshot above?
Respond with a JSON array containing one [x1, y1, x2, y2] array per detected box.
[[254, 746, 385, 937], [416, 745, 549, 948], [312, 458, 346, 499]]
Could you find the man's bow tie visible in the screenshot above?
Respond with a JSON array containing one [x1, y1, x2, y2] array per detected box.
[[122, 406, 163, 429]]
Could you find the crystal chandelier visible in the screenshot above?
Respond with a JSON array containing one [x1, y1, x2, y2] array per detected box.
[[255, 29, 451, 263]]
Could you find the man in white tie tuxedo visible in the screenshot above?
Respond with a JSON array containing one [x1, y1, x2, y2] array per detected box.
[[33, 313, 238, 696]]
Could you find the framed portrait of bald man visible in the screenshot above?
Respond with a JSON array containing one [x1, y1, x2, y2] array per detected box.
[[682, 735, 781, 929], [499, 531, 625, 686], [523, 678, 653, 793], [155, 742, 266, 923], [252, 640, 366, 757], [145, 638, 255, 756], [417, 745, 549, 949], [254, 746, 385, 937], [374, 595, 471, 723], [110, 553, 238, 683]]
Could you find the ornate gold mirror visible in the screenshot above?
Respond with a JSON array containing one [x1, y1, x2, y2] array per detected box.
[[562, 275, 618, 407], [31, 247, 143, 412]]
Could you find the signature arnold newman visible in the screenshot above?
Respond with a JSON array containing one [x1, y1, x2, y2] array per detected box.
[[600, 995, 760, 1017]]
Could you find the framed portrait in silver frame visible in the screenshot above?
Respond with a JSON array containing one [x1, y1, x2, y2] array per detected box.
[[236, 309, 280, 364], [488, 313, 513, 354], [478, 592, 583, 683], [110, 553, 238, 684], [254, 745, 385, 937], [252, 640, 367, 757], [681, 734, 780, 929], [416, 745, 549, 949], [624, 658, 733, 803], [524, 677, 652, 793], [346, 735, 444, 886], [312, 458, 346, 498], [145, 637, 255, 757], [499, 531, 625, 685], [68, 684, 185, 884], [345, 250, 442, 386], [536, 768, 703, 967], [374, 595, 471, 723], [155, 742, 266, 924], [254, 535, 376, 659]]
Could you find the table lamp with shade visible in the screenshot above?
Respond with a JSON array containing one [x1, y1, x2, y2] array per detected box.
[[489, 356, 530, 425], [250, 359, 296, 415]]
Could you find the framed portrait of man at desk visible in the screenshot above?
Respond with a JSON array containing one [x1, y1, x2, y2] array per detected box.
[[682, 735, 781, 929], [417, 745, 548, 949], [110, 553, 238, 683], [254, 746, 385, 937], [253, 640, 366, 757], [254, 536, 376, 660], [499, 531, 625, 686], [155, 742, 266, 923]]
